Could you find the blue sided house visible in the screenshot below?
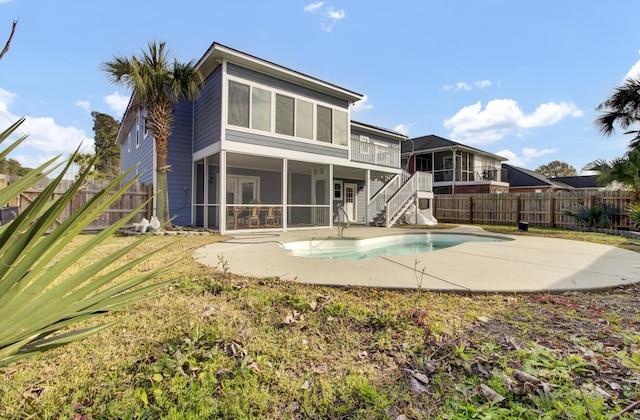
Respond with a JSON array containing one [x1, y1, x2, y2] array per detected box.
[[116, 43, 433, 233]]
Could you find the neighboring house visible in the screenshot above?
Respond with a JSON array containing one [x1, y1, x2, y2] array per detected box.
[[116, 43, 433, 233], [553, 175, 605, 192], [401, 135, 510, 194], [503, 164, 574, 193]]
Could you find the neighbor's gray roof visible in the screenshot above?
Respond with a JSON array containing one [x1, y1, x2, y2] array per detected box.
[[553, 175, 603, 189], [402, 134, 507, 161], [503, 164, 573, 189]]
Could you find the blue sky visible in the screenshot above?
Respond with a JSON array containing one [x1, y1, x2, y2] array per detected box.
[[1, 0, 640, 173]]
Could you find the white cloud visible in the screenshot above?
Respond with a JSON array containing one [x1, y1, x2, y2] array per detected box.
[[350, 95, 373, 113], [519, 102, 581, 128], [304, 2, 324, 12], [307, 4, 345, 33], [495, 147, 556, 168], [447, 80, 492, 92], [327, 7, 345, 20], [443, 99, 581, 145], [624, 49, 640, 81], [0, 88, 17, 114], [0, 88, 93, 168], [393, 123, 415, 136], [75, 100, 90, 113], [104, 91, 130, 117]]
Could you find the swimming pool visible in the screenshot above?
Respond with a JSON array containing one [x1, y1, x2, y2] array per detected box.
[[283, 233, 510, 260]]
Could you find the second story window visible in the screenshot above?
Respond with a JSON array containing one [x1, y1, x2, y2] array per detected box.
[[275, 94, 294, 136], [251, 87, 271, 132], [296, 100, 313, 140], [228, 81, 250, 128], [227, 78, 349, 146], [317, 105, 332, 143]]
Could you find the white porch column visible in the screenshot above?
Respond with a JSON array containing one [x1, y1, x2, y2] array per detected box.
[[282, 158, 288, 232], [220, 150, 227, 235], [365, 169, 371, 225], [329, 164, 334, 228]]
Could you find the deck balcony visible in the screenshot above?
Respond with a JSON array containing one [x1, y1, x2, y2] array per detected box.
[[350, 138, 400, 168]]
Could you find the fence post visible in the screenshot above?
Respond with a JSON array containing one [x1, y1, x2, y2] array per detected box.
[[468, 196, 473, 224], [515, 195, 521, 224], [549, 196, 555, 227]]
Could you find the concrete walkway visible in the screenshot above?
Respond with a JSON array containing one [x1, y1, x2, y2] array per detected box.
[[193, 225, 640, 293]]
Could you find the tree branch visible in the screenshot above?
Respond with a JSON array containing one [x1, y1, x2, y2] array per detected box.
[[0, 20, 18, 62]]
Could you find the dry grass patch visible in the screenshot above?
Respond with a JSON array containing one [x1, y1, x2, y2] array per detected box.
[[1, 231, 639, 418]]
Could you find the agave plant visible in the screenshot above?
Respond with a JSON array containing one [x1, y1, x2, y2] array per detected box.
[[0, 118, 173, 366]]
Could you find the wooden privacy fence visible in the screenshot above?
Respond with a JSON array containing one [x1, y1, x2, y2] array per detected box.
[[434, 191, 637, 230], [0, 174, 153, 231]]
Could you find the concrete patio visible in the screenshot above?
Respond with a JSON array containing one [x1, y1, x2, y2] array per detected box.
[[193, 225, 640, 293]]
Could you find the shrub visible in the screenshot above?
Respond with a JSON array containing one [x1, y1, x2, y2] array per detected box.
[[0, 118, 172, 366], [564, 204, 614, 229]]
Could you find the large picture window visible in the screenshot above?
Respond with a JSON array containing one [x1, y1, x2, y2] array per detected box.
[[296, 99, 313, 140], [228, 81, 250, 128], [275, 94, 294, 136], [333, 110, 348, 146], [227, 79, 349, 147], [251, 87, 271, 132], [317, 105, 332, 143]]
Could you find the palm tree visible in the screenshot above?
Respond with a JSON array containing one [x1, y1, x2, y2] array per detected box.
[[103, 41, 202, 225], [584, 149, 640, 191], [595, 78, 640, 150]]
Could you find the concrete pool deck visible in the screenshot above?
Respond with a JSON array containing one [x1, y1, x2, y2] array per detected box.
[[193, 225, 640, 293]]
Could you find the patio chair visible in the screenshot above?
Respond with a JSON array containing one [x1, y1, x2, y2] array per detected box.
[[246, 206, 261, 228], [264, 206, 280, 227]]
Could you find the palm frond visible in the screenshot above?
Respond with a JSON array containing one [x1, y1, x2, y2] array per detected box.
[[0, 118, 174, 367]]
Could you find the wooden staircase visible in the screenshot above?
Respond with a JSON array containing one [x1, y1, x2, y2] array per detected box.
[[367, 171, 433, 227]]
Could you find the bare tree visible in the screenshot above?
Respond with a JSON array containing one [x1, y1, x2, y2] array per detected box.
[[0, 20, 17, 62]]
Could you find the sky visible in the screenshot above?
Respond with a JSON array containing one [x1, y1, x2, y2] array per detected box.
[[1, 0, 640, 174]]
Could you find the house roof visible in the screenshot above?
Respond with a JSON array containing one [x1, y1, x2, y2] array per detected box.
[[552, 175, 603, 189], [401, 134, 507, 161], [503, 164, 573, 190], [197, 43, 364, 104], [351, 120, 408, 141], [117, 42, 366, 145]]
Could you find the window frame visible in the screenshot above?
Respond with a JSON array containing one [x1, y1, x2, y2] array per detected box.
[[226, 76, 350, 148]]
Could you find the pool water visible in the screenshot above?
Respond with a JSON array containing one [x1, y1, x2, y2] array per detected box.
[[283, 233, 509, 260]]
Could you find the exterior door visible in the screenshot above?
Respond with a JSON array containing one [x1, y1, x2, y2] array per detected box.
[[344, 183, 356, 221], [227, 176, 258, 204]]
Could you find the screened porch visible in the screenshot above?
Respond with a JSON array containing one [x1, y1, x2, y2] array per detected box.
[[193, 152, 332, 232]]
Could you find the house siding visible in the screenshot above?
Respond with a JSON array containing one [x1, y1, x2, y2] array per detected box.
[[350, 127, 400, 150], [167, 100, 195, 225], [120, 111, 154, 183], [226, 129, 348, 159], [227, 63, 349, 110], [194, 66, 223, 154]]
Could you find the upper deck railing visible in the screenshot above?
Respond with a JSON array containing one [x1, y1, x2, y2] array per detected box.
[[350, 139, 400, 168]]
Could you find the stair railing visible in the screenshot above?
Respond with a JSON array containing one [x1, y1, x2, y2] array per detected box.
[[366, 171, 411, 224], [337, 205, 350, 237], [385, 172, 432, 227]]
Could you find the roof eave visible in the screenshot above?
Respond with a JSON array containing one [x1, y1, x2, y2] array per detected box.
[[197, 43, 364, 104], [351, 121, 408, 140]]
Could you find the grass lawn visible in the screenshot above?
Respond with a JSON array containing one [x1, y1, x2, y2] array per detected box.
[[1, 227, 639, 419]]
